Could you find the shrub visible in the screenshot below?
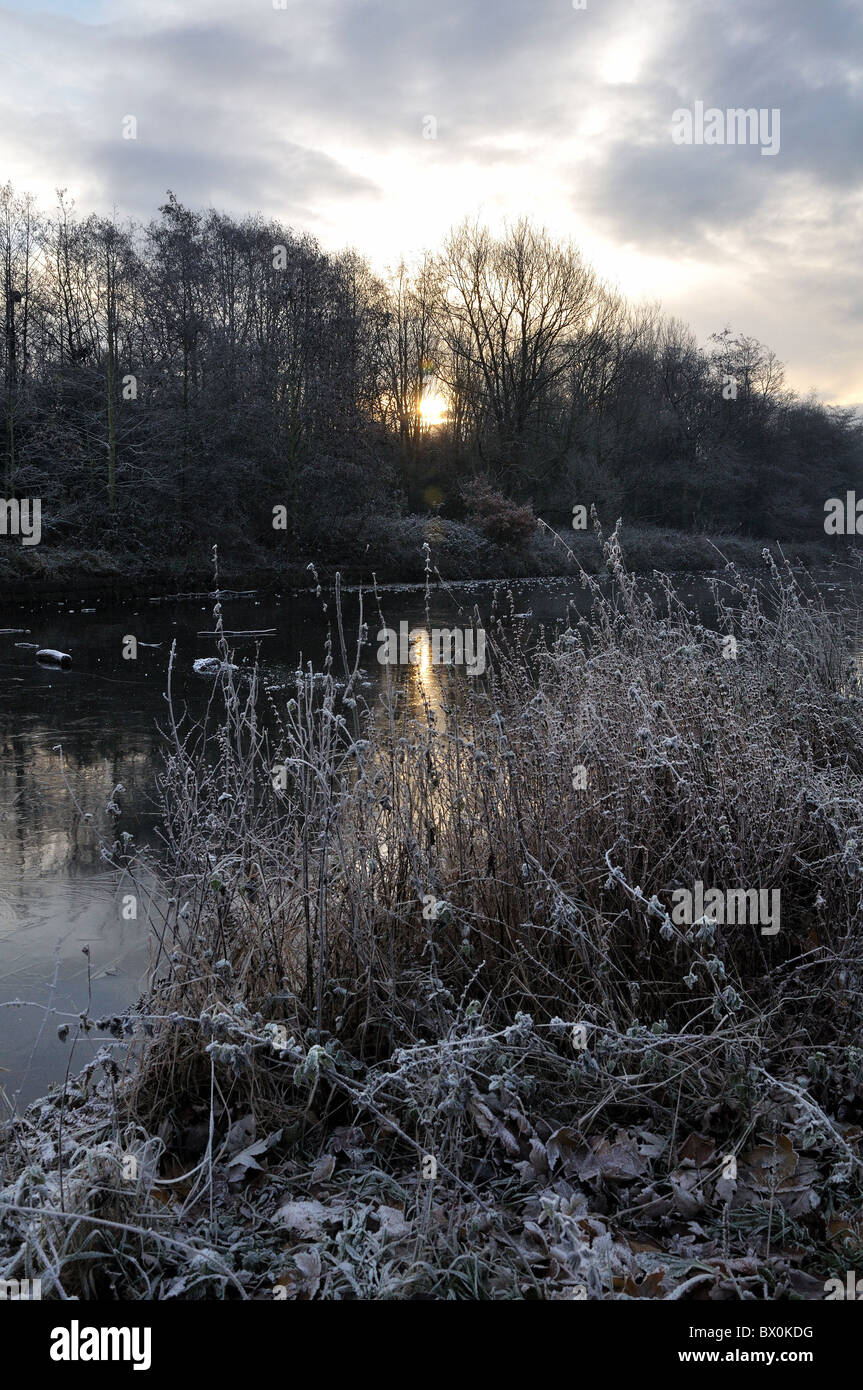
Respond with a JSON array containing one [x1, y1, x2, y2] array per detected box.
[[461, 479, 537, 552]]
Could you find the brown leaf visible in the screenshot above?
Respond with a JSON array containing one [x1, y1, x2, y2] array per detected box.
[[787, 1269, 830, 1299], [829, 1212, 863, 1242], [619, 1269, 667, 1298], [742, 1134, 798, 1185], [678, 1133, 716, 1168]]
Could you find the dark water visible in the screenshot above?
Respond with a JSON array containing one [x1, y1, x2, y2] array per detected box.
[[0, 571, 857, 1107]]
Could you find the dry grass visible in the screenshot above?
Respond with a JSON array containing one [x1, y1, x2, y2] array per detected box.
[[3, 530, 863, 1300]]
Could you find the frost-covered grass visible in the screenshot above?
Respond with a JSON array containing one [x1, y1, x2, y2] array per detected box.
[[3, 532, 863, 1300], [0, 513, 841, 597]]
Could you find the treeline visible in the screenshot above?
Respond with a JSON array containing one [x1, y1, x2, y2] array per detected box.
[[1, 183, 860, 579]]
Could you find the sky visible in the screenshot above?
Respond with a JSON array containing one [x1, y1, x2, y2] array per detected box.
[[1, 0, 861, 406]]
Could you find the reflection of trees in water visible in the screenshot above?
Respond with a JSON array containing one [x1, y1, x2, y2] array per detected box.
[[0, 723, 157, 884]]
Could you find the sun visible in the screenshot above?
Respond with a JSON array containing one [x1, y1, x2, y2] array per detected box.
[[418, 389, 449, 427]]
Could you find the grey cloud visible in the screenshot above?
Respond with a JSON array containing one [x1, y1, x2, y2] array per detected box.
[[0, 0, 859, 401]]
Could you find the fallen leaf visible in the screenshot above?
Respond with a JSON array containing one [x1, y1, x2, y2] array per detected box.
[[678, 1133, 716, 1167], [276, 1199, 329, 1236], [376, 1205, 412, 1238], [293, 1248, 322, 1295], [469, 1091, 520, 1155], [225, 1114, 256, 1154], [546, 1127, 580, 1174], [584, 1131, 649, 1183], [226, 1128, 281, 1183], [311, 1154, 336, 1185], [669, 1169, 705, 1217]]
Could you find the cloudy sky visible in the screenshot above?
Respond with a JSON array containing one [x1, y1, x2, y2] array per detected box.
[[1, 0, 860, 405]]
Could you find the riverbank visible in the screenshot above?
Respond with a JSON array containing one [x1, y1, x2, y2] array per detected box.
[[0, 517, 852, 602], [2, 537, 863, 1300]]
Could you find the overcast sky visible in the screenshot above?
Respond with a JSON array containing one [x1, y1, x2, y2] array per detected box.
[[1, 0, 860, 405]]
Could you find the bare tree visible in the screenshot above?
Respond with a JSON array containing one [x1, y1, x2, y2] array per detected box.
[[435, 218, 600, 489]]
